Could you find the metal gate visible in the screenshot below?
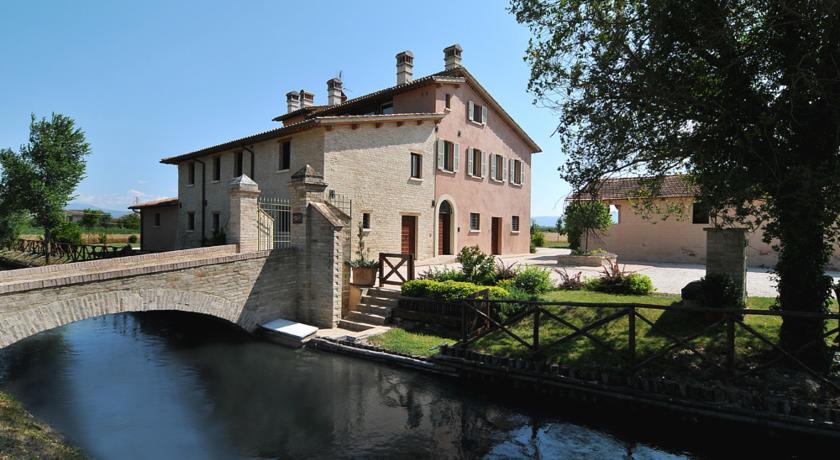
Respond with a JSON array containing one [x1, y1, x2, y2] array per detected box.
[[257, 196, 291, 250]]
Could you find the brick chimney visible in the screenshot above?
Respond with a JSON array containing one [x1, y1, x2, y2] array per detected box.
[[286, 91, 300, 113], [327, 78, 343, 106], [396, 50, 414, 85], [299, 90, 315, 108], [444, 44, 463, 70]]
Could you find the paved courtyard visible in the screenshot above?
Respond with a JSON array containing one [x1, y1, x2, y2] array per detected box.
[[418, 248, 840, 298]]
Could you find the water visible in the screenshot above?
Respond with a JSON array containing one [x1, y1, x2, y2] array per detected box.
[[0, 311, 693, 459]]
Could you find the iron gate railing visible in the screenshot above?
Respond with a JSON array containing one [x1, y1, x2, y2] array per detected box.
[[326, 189, 352, 218], [257, 196, 291, 250]]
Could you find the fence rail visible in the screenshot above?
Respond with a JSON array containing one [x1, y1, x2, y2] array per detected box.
[[455, 293, 840, 394], [257, 196, 291, 250], [379, 252, 415, 286], [7, 238, 137, 263]]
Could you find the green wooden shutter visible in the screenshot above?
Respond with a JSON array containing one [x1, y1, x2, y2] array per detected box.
[[468, 100, 475, 122], [453, 143, 460, 171], [481, 151, 488, 178], [466, 148, 473, 176], [436, 140, 444, 170], [481, 105, 488, 124], [489, 153, 496, 180]]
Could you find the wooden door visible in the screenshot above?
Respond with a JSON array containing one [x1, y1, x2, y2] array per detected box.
[[491, 217, 502, 255], [401, 216, 416, 256], [438, 213, 451, 255]]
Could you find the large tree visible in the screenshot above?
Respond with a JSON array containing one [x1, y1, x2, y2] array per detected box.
[[511, 1, 840, 365], [0, 114, 90, 263]]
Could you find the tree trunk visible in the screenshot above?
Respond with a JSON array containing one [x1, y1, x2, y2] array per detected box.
[[43, 226, 51, 265], [775, 193, 830, 369]]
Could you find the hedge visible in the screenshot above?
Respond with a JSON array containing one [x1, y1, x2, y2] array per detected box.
[[401, 279, 509, 302]]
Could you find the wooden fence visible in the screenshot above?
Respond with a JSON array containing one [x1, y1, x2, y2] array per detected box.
[[8, 238, 138, 263]]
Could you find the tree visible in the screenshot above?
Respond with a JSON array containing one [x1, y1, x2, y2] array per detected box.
[[564, 201, 612, 253], [510, 1, 840, 365], [80, 209, 104, 228], [555, 216, 565, 236], [116, 212, 140, 230], [0, 114, 90, 263]]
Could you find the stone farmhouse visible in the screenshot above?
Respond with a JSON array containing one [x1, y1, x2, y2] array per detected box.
[[135, 45, 541, 260], [571, 175, 840, 269]]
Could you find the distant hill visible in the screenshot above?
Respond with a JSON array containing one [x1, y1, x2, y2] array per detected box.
[[65, 202, 130, 218], [531, 216, 561, 229]]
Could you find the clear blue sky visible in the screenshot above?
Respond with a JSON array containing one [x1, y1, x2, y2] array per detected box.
[[0, 0, 569, 218]]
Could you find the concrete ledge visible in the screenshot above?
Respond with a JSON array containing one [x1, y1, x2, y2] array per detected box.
[[557, 253, 617, 267]]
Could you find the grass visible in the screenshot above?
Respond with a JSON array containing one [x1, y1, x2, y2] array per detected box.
[[0, 391, 86, 459], [542, 241, 570, 249], [21, 225, 138, 235], [367, 325, 457, 357]]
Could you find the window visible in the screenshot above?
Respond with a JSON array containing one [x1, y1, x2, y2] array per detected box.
[[437, 140, 458, 172], [692, 202, 710, 224], [279, 141, 291, 171], [187, 162, 196, 186], [212, 213, 221, 234], [492, 154, 505, 181], [212, 157, 221, 182], [410, 153, 422, 179], [468, 100, 487, 124], [234, 151, 243, 177], [154, 213, 161, 227], [512, 216, 520, 232], [445, 93, 451, 110], [469, 213, 481, 231], [380, 102, 394, 115], [609, 204, 621, 224], [511, 159, 523, 185], [187, 212, 195, 231], [469, 148, 482, 177], [362, 212, 371, 230]]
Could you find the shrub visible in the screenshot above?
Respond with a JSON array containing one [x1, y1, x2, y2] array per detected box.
[[97, 232, 108, 245], [509, 266, 553, 295], [401, 279, 508, 302], [419, 267, 464, 282], [457, 245, 496, 285], [565, 200, 611, 252], [685, 273, 744, 309], [495, 258, 518, 282], [585, 261, 654, 295], [531, 228, 546, 248], [529, 242, 536, 253], [128, 234, 138, 244], [555, 268, 584, 290], [51, 222, 82, 245]]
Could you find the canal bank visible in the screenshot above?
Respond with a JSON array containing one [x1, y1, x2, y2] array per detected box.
[[0, 391, 86, 459]]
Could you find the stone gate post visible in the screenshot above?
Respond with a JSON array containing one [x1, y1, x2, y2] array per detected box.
[[228, 175, 261, 253], [705, 228, 748, 301]]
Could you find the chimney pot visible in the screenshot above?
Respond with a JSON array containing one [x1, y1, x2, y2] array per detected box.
[[396, 50, 414, 85], [327, 78, 343, 106], [299, 89, 315, 108], [443, 44, 463, 70], [286, 91, 300, 113]]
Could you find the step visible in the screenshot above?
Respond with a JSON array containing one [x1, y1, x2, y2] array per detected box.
[[337, 319, 374, 332], [360, 295, 400, 308], [367, 288, 402, 299], [346, 311, 387, 326], [357, 303, 392, 315]]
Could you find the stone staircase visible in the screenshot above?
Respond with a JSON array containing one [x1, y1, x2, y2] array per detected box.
[[338, 287, 401, 332]]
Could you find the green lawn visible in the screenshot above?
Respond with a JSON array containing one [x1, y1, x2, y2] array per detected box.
[[0, 391, 86, 459], [543, 241, 570, 249], [368, 325, 457, 357]]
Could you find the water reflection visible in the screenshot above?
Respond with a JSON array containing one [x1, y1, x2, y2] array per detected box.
[[0, 312, 689, 459]]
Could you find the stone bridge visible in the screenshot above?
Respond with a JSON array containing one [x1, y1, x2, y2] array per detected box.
[[0, 167, 351, 349]]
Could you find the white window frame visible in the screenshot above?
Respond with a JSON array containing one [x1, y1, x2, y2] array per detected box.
[[490, 154, 506, 183], [437, 140, 458, 173], [469, 212, 481, 232], [467, 148, 483, 178], [511, 215, 520, 233], [510, 159, 524, 186], [467, 100, 488, 125]]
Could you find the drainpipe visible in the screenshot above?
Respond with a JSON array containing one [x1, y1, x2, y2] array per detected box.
[[242, 145, 255, 181], [194, 158, 207, 242]]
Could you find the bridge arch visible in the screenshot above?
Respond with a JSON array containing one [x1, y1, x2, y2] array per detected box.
[[1, 288, 259, 349]]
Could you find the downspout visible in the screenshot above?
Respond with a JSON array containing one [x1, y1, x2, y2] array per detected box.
[[194, 159, 207, 243], [242, 145, 256, 181]]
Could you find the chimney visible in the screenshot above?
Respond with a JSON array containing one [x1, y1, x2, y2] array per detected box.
[[396, 50, 414, 85], [443, 44, 463, 70], [299, 90, 315, 108], [327, 78, 343, 105], [286, 91, 300, 113]]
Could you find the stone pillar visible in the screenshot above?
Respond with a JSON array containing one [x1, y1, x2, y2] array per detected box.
[[705, 228, 748, 301], [228, 175, 261, 253]]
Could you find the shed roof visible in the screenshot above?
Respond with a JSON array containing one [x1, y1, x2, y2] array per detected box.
[[129, 197, 179, 210], [571, 175, 697, 200]]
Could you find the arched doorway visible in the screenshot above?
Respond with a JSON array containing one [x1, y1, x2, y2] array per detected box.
[[438, 200, 453, 255]]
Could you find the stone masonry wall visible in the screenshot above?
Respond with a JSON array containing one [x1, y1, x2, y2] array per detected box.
[[705, 228, 748, 300]]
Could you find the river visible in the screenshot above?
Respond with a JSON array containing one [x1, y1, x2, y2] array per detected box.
[[0, 311, 696, 459]]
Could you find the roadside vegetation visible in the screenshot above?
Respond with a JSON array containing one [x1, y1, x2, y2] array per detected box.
[[0, 391, 86, 459]]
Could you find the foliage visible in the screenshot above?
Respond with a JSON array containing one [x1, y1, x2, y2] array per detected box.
[[80, 209, 111, 228], [494, 258, 519, 281], [555, 268, 584, 290], [115, 212, 141, 229], [564, 201, 611, 252], [0, 113, 90, 263], [508, 265, 553, 295], [530, 227, 546, 248], [686, 273, 746, 309], [348, 221, 379, 269], [419, 267, 464, 282], [456, 245, 496, 285], [510, 0, 840, 364], [555, 216, 565, 235], [570, 248, 608, 256], [128, 234, 138, 245], [97, 232, 108, 245], [401, 279, 509, 302], [51, 222, 82, 245], [0, 200, 25, 247], [585, 261, 654, 295], [529, 241, 536, 253]]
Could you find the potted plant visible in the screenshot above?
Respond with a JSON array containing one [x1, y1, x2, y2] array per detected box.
[[348, 222, 379, 286]]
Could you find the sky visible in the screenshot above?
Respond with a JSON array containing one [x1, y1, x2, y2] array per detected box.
[[0, 0, 570, 217]]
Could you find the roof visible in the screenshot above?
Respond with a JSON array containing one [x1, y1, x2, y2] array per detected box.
[[129, 197, 179, 210], [64, 210, 85, 216], [160, 113, 446, 164], [571, 175, 697, 200]]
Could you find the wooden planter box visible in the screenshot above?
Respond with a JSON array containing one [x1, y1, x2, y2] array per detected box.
[[351, 267, 376, 286], [557, 252, 617, 267]]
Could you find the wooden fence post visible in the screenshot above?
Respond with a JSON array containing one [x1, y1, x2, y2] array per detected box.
[[533, 308, 541, 352], [727, 313, 736, 373], [628, 305, 636, 365]]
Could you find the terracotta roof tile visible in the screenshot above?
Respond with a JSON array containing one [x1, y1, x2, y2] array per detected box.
[[129, 197, 179, 209], [572, 175, 697, 200]]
